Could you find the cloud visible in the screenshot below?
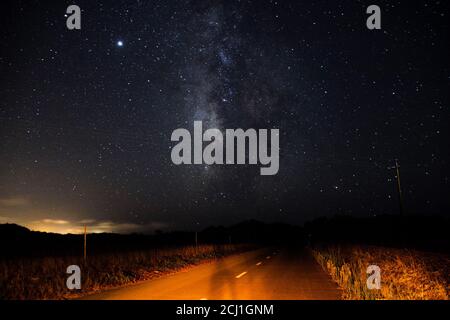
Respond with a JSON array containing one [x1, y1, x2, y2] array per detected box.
[[79, 219, 96, 224], [24, 218, 167, 234], [88, 221, 167, 234], [41, 219, 69, 225], [0, 197, 30, 207], [0, 216, 12, 223], [0, 198, 168, 234]]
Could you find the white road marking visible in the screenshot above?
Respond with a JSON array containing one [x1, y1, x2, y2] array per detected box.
[[235, 271, 248, 279], [256, 261, 262, 266]]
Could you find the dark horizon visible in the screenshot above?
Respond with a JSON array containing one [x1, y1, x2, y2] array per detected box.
[[2, 212, 449, 238]]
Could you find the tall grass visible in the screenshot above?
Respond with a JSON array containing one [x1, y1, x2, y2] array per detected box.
[[312, 245, 449, 300], [0, 244, 252, 300]]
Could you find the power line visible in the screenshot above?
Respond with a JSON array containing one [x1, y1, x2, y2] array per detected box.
[[388, 159, 405, 215]]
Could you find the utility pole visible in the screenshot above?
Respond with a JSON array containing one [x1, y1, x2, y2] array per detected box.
[[388, 159, 404, 215], [84, 225, 87, 261]]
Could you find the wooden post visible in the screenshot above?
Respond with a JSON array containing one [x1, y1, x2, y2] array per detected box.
[[84, 225, 87, 261], [394, 159, 404, 215], [388, 159, 405, 215]]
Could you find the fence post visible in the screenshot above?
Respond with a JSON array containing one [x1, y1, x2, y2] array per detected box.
[[84, 225, 87, 261]]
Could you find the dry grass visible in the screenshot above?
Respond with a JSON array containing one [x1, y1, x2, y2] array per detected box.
[[312, 245, 449, 300], [0, 244, 252, 300]]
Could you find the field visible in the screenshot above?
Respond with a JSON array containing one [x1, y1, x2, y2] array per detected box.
[[312, 245, 449, 300], [0, 244, 252, 300]]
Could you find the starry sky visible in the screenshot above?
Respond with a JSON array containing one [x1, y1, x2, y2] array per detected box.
[[0, 0, 449, 233]]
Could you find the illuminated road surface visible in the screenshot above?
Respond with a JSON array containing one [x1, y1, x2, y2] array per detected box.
[[84, 248, 341, 300]]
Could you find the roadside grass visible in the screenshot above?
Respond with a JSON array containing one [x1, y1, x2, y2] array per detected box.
[[312, 245, 449, 300], [0, 244, 253, 300]]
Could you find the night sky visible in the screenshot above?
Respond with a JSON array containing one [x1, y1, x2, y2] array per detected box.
[[0, 0, 449, 233]]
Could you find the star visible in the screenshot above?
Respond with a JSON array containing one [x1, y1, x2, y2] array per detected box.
[[117, 40, 124, 47]]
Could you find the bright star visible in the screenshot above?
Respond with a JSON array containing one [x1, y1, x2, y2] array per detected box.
[[117, 40, 124, 47]]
